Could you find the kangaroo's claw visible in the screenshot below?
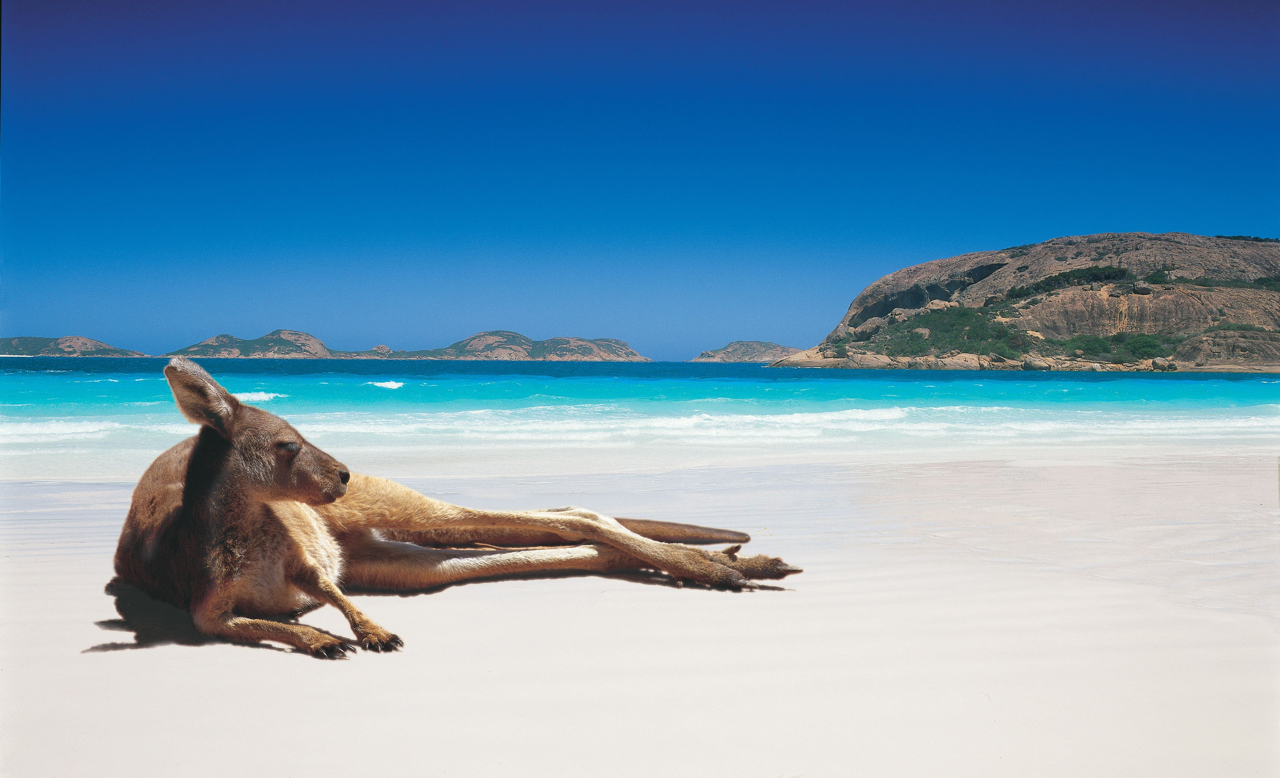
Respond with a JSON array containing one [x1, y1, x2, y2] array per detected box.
[[359, 630, 403, 652], [309, 640, 353, 659]]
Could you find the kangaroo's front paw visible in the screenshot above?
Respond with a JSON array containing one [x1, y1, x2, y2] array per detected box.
[[305, 633, 355, 660], [356, 625, 403, 653]]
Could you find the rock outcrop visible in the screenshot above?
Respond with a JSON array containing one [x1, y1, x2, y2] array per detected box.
[[691, 341, 801, 363], [774, 233, 1280, 372], [0, 336, 144, 357]]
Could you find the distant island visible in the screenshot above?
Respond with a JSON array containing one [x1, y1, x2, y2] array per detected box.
[[774, 232, 1280, 372], [0, 330, 652, 362], [691, 341, 801, 363], [0, 336, 144, 358], [169, 330, 651, 361]]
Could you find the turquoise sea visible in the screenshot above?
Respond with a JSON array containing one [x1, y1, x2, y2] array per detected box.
[[2, 357, 1278, 480]]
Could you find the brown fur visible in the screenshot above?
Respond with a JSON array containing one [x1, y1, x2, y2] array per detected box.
[[114, 358, 801, 658]]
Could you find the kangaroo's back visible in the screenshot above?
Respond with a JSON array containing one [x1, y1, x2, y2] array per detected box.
[[114, 435, 211, 607]]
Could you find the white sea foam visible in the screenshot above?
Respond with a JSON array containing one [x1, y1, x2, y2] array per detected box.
[[271, 403, 1280, 451], [0, 420, 127, 444], [5, 402, 1277, 451], [366, 381, 404, 389], [233, 392, 287, 402]]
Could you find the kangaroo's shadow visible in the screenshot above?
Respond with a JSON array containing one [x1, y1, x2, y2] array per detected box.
[[346, 566, 789, 597], [87, 568, 788, 654], [85, 578, 287, 654]]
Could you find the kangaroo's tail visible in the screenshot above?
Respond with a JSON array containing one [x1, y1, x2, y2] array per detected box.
[[616, 518, 750, 545]]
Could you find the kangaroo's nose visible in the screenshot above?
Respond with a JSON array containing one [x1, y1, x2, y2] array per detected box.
[[338, 469, 350, 485]]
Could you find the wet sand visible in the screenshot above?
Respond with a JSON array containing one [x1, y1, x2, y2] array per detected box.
[[1, 453, 1276, 777]]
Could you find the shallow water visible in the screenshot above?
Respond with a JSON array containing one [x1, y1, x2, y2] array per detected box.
[[2, 357, 1278, 480]]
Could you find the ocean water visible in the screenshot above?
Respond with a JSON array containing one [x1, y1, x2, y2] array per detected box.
[[1, 357, 1278, 480]]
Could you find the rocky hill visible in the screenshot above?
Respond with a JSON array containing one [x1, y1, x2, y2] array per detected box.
[[774, 233, 1280, 372], [168, 330, 334, 358], [0, 336, 144, 357], [167, 329, 651, 361], [691, 341, 801, 363], [393, 331, 651, 361]]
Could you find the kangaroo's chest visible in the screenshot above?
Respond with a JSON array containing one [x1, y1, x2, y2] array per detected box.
[[227, 502, 344, 617]]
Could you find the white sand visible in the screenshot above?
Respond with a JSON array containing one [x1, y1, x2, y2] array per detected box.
[[1, 452, 1277, 776]]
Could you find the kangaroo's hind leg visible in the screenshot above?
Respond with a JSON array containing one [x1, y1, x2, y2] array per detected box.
[[320, 475, 801, 588], [338, 532, 646, 592]]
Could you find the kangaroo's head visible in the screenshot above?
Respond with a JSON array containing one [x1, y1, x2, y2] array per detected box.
[[164, 358, 350, 505]]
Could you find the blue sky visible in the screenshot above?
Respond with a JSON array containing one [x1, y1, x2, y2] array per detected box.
[[2, 1, 1277, 360]]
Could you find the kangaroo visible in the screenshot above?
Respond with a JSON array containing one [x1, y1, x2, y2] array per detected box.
[[114, 358, 801, 658]]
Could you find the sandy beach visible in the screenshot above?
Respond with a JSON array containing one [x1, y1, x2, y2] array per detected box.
[[2, 446, 1275, 777]]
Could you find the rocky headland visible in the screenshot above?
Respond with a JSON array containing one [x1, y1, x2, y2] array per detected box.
[[691, 341, 801, 363], [774, 233, 1280, 372]]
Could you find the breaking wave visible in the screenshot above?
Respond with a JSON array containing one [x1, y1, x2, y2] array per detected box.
[[9, 404, 1272, 451], [233, 392, 287, 402]]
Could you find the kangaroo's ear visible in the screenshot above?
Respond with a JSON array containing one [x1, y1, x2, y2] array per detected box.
[[164, 358, 240, 438]]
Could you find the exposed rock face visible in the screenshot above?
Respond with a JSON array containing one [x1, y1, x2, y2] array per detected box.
[[1173, 330, 1280, 370], [166, 329, 651, 361], [0, 336, 144, 357], [691, 341, 801, 363], [169, 330, 332, 358], [773, 233, 1280, 372], [1013, 285, 1280, 339]]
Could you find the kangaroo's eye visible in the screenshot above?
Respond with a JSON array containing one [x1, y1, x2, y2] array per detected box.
[[277, 442, 301, 454]]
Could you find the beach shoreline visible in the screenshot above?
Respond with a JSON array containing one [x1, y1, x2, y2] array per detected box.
[[2, 450, 1276, 777]]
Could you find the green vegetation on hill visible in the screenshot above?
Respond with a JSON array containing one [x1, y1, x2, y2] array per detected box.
[[829, 306, 1186, 364], [1005, 266, 1131, 300], [830, 307, 1032, 360], [1048, 332, 1177, 363], [1168, 276, 1280, 292]]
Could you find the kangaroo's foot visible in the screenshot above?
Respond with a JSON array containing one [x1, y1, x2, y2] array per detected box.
[[532, 507, 765, 590], [355, 624, 403, 652], [701, 545, 803, 580], [660, 545, 762, 589]]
